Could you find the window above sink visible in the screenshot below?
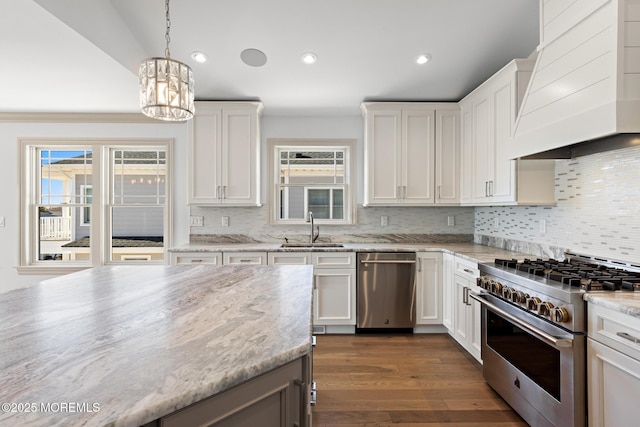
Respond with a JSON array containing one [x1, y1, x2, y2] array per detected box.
[[267, 139, 356, 225]]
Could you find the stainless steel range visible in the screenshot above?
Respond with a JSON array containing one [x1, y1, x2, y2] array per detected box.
[[474, 253, 640, 427]]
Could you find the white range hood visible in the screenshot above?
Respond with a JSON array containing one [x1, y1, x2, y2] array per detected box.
[[509, 0, 640, 159]]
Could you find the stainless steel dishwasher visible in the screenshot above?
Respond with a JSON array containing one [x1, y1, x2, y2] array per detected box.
[[357, 252, 417, 330]]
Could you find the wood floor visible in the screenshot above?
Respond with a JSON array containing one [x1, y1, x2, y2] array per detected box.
[[311, 333, 528, 426]]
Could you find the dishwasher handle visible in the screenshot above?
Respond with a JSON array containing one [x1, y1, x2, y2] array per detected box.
[[359, 259, 416, 264]]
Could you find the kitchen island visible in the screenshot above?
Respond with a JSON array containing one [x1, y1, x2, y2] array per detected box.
[[0, 264, 314, 426]]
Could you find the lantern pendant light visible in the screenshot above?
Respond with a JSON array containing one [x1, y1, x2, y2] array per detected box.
[[139, 0, 195, 121]]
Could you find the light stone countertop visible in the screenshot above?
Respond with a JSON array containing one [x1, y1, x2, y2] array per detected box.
[[0, 264, 314, 427], [168, 242, 534, 264], [584, 292, 640, 318]]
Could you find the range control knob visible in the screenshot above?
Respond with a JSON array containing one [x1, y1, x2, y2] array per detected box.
[[554, 307, 570, 323], [503, 287, 513, 300], [492, 281, 503, 295], [527, 297, 541, 311], [512, 290, 527, 304], [539, 301, 554, 317]]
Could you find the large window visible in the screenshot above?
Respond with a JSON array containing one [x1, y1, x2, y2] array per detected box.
[[268, 139, 355, 224], [20, 140, 171, 273]]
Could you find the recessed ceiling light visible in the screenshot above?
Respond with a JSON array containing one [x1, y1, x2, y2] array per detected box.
[[191, 51, 208, 63], [241, 48, 268, 67], [301, 52, 317, 65], [415, 54, 431, 65]]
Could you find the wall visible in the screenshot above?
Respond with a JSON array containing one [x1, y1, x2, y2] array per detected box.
[[191, 115, 475, 243], [0, 119, 190, 293], [475, 145, 640, 263]]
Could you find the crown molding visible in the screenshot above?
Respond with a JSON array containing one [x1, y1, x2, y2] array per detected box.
[[0, 112, 184, 124]]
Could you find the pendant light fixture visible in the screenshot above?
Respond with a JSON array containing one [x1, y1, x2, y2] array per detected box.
[[139, 0, 195, 121]]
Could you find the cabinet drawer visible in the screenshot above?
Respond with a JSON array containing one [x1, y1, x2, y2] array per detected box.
[[268, 252, 312, 265], [313, 252, 356, 269], [455, 257, 479, 280], [588, 303, 640, 361], [171, 253, 222, 265], [223, 252, 267, 265]]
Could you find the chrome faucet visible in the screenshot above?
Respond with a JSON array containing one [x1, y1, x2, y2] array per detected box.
[[306, 211, 320, 243]]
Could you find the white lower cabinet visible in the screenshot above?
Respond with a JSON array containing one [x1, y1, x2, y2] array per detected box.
[[450, 257, 481, 362], [415, 252, 443, 325], [441, 252, 455, 331], [312, 253, 356, 328], [268, 252, 312, 266], [587, 303, 640, 427]]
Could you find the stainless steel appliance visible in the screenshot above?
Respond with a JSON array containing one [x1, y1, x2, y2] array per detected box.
[[357, 252, 416, 330], [474, 253, 640, 427]]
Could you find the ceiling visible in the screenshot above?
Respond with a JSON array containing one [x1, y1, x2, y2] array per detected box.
[[2, 0, 539, 117]]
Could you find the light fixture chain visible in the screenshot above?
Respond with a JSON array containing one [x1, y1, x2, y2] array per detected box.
[[164, 0, 171, 58]]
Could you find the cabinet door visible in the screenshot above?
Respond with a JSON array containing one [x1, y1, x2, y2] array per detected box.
[[402, 109, 435, 204], [364, 109, 402, 204], [314, 268, 356, 325], [190, 107, 222, 204], [471, 96, 492, 202], [435, 109, 460, 203], [442, 253, 455, 331], [221, 109, 259, 205], [459, 104, 473, 203], [490, 77, 516, 203], [415, 253, 442, 325], [469, 291, 482, 362], [453, 275, 470, 344], [588, 338, 640, 427]]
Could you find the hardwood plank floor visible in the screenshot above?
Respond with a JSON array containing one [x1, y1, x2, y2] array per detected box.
[[312, 333, 528, 426]]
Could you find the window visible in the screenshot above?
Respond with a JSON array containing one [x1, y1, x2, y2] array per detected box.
[[20, 140, 171, 273], [268, 139, 355, 224]]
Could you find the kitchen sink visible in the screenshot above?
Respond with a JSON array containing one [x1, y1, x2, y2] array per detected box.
[[280, 243, 344, 248]]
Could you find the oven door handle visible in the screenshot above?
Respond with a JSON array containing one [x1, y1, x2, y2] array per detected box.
[[470, 293, 573, 349]]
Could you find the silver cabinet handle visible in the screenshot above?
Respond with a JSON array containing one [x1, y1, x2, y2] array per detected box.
[[485, 181, 489, 197], [463, 268, 474, 274], [489, 180, 494, 197], [617, 332, 640, 344], [190, 259, 203, 263], [437, 185, 441, 200], [222, 185, 227, 199], [239, 259, 252, 263], [418, 258, 423, 272], [462, 286, 468, 304]]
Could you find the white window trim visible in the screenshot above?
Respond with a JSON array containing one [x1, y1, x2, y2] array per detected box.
[[267, 138, 356, 225], [80, 184, 92, 226], [18, 138, 173, 275]]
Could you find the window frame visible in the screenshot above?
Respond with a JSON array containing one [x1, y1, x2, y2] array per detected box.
[[19, 138, 173, 275], [267, 138, 356, 225]]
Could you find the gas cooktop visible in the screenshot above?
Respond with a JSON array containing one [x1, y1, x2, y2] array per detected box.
[[493, 255, 640, 291]]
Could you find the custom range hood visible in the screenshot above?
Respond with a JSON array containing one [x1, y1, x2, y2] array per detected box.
[[509, 0, 640, 160]]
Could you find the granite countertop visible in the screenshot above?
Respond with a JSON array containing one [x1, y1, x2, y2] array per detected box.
[[584, 292, 640, 318], [169, 242, 533, 264], [0, 264, 314, 427]]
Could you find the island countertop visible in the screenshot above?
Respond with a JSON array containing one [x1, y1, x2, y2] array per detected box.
[[0, 264, 314, 427]]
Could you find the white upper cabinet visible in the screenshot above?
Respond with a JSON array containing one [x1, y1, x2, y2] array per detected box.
[[459, 59, 556, 205], [511, 0, 640, 158], [189, 102, 263, 206], [361, 102, 460, 206]]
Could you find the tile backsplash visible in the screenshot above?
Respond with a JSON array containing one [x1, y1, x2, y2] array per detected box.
[[475, 146, 640, 263], [190, 205, 474, 243]]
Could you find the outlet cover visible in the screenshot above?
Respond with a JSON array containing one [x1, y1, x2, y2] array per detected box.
[[189, 216, 204, 227], [493, 217, 500, 229], [380, 215, 389, 227], [447, 216, 455, 227], [222, 216, 230, 227], [539, 219, 547, 234]]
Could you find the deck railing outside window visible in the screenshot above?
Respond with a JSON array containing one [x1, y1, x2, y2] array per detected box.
[[40, 217, 72, 240]]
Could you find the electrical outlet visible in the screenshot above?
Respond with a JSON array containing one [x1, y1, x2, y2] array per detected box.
[[447, 216, 455, 227], [189, 216, 204, 227], [222, 216, 230, 227], [380, 215, 389, 227], [539, 219, 547, 234], [493, 217, 500, 229]]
